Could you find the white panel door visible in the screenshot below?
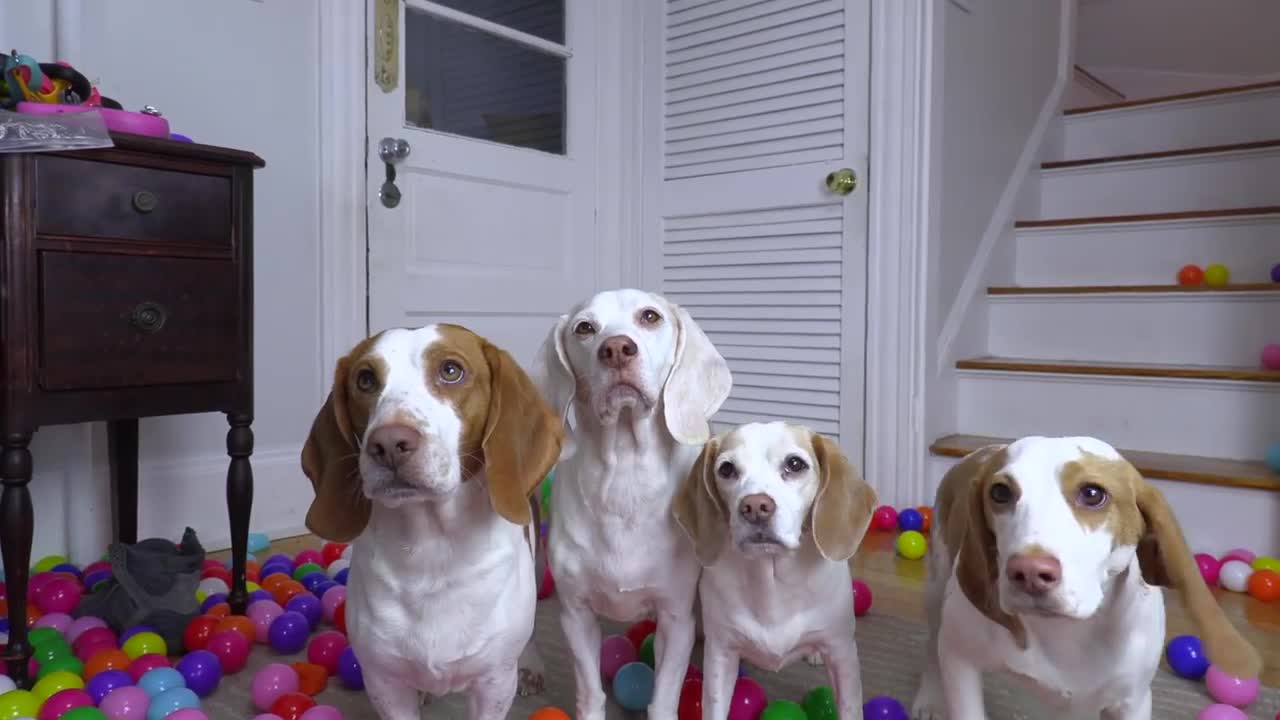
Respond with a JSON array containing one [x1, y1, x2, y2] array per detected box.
[[366, 0, 598, 365], [648, 0, 870, 461]]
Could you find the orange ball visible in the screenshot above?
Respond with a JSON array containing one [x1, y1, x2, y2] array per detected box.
[[215, 615, 257, 646], [26, 605, 42, 627], [529, 708, 572, 720], [85, 648, 132, 679], [206, 602, 232, 618], [291, 661, 329, 696], [1247, 569, 1280, 602], [916, 506, 933, 532], [1177, 264, 1204, 287], [261, 574, 291, 592], [272, 581, 306, 607]]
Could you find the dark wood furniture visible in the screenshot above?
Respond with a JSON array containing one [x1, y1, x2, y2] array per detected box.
[[0, 132, 264, 685]]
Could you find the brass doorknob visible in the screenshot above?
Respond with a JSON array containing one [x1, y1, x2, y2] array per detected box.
[[825, 168, 857, 196]]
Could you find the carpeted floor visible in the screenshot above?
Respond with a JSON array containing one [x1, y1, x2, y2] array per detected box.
[[204, 594, 1280, 719]]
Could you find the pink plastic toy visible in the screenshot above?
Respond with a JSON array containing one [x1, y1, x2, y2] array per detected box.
[[1262, 344, 1280, 371], [299, 706, 343, 720], [38, 688, 93, 720], [16, 101, 171, 138], [34, 612, 73, 633], [251, 663, 300, 711], [248, 599, 286, 644], [1205, 664, 1260, 707], [99, 685, 151, 720], [599, 635, 637, 683], [65, 616, 108, 644], [306, 631, 349, 675], [1195, 553, 1222, 586], [853, 579, 873, 617], [1221, 548, 1257, 566], [1197, 704, 1247, 720], [727, 677, 768, 720], [320, 586, 347, 623], [871, 506, 898, 532]]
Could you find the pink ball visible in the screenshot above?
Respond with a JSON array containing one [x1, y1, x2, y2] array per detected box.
[[1198, 704, 1247, 720], [299, 706, 343, 720], [27, 572, 59, 600], [1221, 548, 1256, 566], [1196, 553, 1222, 586], [201, 559, 225, 573], [1205, 664, 1260, 707], [65, 615, 108, 644], [871, 506, 898, 531], [72, 626, 117, 656], [100, 685, 152, 720], [166, 711, 209, 720], [248, 599, 285, 643], [82, 561, 111, 577], [251, 663, 301, 711], [599, 635, 638, 683], [727, 677, 768, 720], [1261, 344, 1280, 371], [307, 631, 350, 675], [207, 630, 252, 674], [128, 654, 170, 682], [320, 586, 347, 623], [295, 549, 325, 567], [38, 688, 93, 720], [33, 612, 73, 633], [853, 579, 873, 617], [35, 577, 82, 615]]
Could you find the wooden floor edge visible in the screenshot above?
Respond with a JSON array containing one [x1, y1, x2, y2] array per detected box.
[[954, 358, 1280, 383], [988, 283, 1280, 296], [1015, 206, 1280, 229], [1064, 79, 1280, 116], [1043, 138, 1280, 170]]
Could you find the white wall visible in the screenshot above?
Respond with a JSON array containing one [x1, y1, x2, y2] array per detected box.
[[1, 0, 323, 563]]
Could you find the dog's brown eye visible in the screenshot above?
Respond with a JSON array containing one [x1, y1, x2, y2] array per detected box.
[[439, 360, 465, 384], [989, 482, 1014, 504], [639, 308, 662, 326], [1077, 483, 1108, 509], [574, 321, 596, 336], [717, 461, 737, 479], [355, 369, 378, 392], [783, 455, 808, 474]]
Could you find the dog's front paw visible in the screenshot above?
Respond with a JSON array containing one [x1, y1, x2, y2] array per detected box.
[[517, 666, 546, 696], [804, 652, 825, 666]]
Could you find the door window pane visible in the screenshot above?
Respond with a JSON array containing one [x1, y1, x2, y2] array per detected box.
[[405, 9, 566, 155], [426, 0, 564, 44]]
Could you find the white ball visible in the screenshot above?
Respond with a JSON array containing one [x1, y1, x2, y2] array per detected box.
[[341, 544, 353, 561], [0, 674, 17, 693], [198, 576, 230, 596], [326, 558, 351, 579], [1219, 559, 1253, 592]]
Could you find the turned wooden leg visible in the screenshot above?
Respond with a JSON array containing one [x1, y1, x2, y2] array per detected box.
[[225, 413, 254, 614], [108, 418, 140, 545], [1, 432, 34, 686]]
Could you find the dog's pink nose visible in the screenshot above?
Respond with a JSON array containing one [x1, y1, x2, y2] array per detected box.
[[367, 424, 421, 469], [1006, 553, 1062, 596], [739, 494, 776, 524], [598, 335, 638, 369]]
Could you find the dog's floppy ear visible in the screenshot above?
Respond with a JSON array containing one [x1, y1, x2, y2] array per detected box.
[[301, 356, 372, 542], [662, 304, 732, 446], [672, 437, 727, 566], [482, 341, 565, 526], [531, 313, 577, 459], [1134, 477, 1261, 679], [809, 433, 877, 562]]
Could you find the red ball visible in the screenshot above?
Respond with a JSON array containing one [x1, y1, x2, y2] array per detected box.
[[306, 631, 350, 675], [127, 653, 170, 682], [202, 559, 225, 573], [202, 565, 233, 586], [871, 505, 898, 531], [625, 619, 657, 651], [853, 579, 873, 617], [678, 678, 703, 720], [321, 543, 348, 567], [1177, 264, 1204, 286], [206, 629, 251, 674], [295, 549, 325, 568], [334, 601, 346, 635], [537, 563, 555, 600], [270, 692, 317, 720]]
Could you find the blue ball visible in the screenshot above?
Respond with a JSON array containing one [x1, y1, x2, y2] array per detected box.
[[175, 649, 223, 698], [248, 532, 270, 553], [311, 580, 338, 599], [83, 569, 112, 590], [286, 593, 323, 629], [268, 610, 311, 654], [333, 568, 349, 586], [1271, 262, 1280, 284], [249, 589, 275, 604], [863, 695, 909, 720], [338, 646, 364, 690], [1266, 442, 1280, 474], [146, 687, 200, 720], [300, 572, 329, 593], [200, 593, 228, 613], [612, 661, 654, 712], [138, 666, 187, 697], [0, 618, 8, 633], [897, 508, 924, 532], [1165, 634, 1209, 680], [50, 562, 81, 577], [86, 669, 133, 704], [264, 554, 295, 571]]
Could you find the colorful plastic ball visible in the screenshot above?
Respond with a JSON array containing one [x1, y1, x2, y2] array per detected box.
[[119, 626, 158, 644], [1205, 664, 1260, 707], [37, 688, 92, 720], [248, 600, 286, 643], [320, 587, 346, 623], [320, 543, 347, 567], [251, 664, 300, 711], [206, 630, 251, 674], [34, 578, 81, 616], [144, 687, 199, 720], [137, 668, 185, 698], [265, 554, 295, 570], [624, 619, 657, 651], [85, 648, 130, 681], [269, 692, 316, 720], [0, 678, 16, 696], [299, 574, 328, 594], [1196, 553, 1222, 586], [895, 530, 928, 560], [336, 647, 362, 690], [1248, 569, 1280, 602], [295, 549, 325, 567], [32, 671, 85, 701], [284, 595, 321, 630], [1178, 264, 1204, 286], [33, 639, 71, 666], [1269, 442, 1280, 474], [1204, 263, 1231, 287], [60, 708, 107, 720], [298, 706, 341, 720], [38, 656, 84, 681], [127, 655, 170, 683], [214, 616, 256, 647], [1253, 556, 1280, 573], [896, 508, 923, 532], [599, 635, 637, 682], [121, 632, 166, 661], [33, 613, 72, 634], [200, 566, 232, 588], [174, 651, 222, 698], [537, 563, 555, 600], [1166, 635, 1210, 680], [332, 569, 349, 586], [640, 634, 656, 668], [853, 579, 873, 616], [252, 715, 285, 720], [164, 710, 208, 720], [1218, 560, 1253, 593], [64, 617, 106, 645], [1197, 705, 1247, 720], [85, 669, 133, 704], [727, 677, 768, 720], [197, 578, 229, 598], [1222, 548, 1257, 565], [50, 563, 80, 578], [761, 699, 807, 720], [0, 689, 43, 720], [324, 559, 350, 580], [99, 685, 151, 720], [803, 686, 837, 720], [34, 556, 69, 573], [290, 663, 328, 697], [871, 506, 898, 531], [528, 708, 571, 720], [292, 564, 325, 583], [82, 571, 112, 591], [306, 632, 349, 676], [1262, 344, 1280, 371], [916, 506, 933, 532], [333, 602, 346, 635], [863, 696, 909, 720], [268, 612, 311, 655], [248, 532, 270, 553], [29, 628, 68, 652], [1272, 262, 1280, 284], [250, 589, 275, 605], [678, 678, 702, 720], [612, 662, 655, 712], [182, 617, 218, 653]]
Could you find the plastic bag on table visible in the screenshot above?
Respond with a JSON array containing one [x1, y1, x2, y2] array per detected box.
[[0, 107, 113, 153]]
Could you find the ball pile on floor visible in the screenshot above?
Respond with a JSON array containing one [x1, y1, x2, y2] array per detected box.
[[0, 542, 365, 720], [870, 504, 934, 560], [1167, 630, 1262, 716]]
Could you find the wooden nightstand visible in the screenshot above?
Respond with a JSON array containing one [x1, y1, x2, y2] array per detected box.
[[0, 132, 265, 685]]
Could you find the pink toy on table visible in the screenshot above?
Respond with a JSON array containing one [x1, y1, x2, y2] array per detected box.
[[16, 101, 170, 138]]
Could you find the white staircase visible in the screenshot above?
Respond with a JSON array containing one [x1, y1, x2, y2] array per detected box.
[[933, 81, 1280, 555]]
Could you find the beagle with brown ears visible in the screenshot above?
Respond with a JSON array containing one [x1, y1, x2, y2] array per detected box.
[[674, 422, 877, 720], [911, 435, 1261, 720], [300, 324, 563, 720]]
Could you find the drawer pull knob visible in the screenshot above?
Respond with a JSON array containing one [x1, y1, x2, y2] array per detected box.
[[132, 190, 159, 213], [129, 301, 168, 334]]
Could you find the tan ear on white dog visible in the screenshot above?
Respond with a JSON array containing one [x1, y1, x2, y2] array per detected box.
[[672, 437, 728, 566], [301, 351, 374, 543], [808, 433, 877, 562], [661, 305, 732, 446]]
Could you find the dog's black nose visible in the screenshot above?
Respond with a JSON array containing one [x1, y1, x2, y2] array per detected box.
[[598, 335, 638, 369]]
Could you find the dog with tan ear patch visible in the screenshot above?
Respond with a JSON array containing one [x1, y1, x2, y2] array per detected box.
[[674, 422, 877, 720], [301, 324, 562, 720], [911, 435, 1261, 720]]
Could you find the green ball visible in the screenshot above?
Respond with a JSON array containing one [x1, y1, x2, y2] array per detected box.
[[640, 633, 656, 667], [37, 655, 84, 680], [28, 627, 66, 649], [61, 708, 108, 720], [32, 640, 71, 665], [802, 686, 838, 720], [32, 555, 68, 573], [540, 473, 553, 509], [761, 699, 809, 720], [293, 562, 325, 580]]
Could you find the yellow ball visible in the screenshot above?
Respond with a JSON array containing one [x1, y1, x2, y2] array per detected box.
[[32, 555, 68, 573], [121, 631, 167, 660], [246, 581, 261, 593], [195, 590, 208, 604], [1204, 263, 1230, 287], [0, 689, 43, 720], [896, 530, 928, 560], [1253, 556, 1280, 573], [32, 670, 84, 701]]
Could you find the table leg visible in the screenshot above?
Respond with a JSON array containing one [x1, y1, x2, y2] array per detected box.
[[108, 418, 139, 545], [1, 431, 34, 686], [225, 413, 254, 614]]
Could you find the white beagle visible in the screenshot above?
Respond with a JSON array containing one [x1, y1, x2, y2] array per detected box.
[[911, 436, 1261, 720], [300, 324, 562, 720], [673, 422, 877, 720], [534, 288, 732, 720]]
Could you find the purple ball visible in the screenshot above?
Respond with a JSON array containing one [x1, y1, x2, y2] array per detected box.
[[264, 554, 295, 571], [175, 649, 223, 697], [337, 646, 363, 690], [267, 611, 311, 654], [51, 563, 82, 577], [201, 593, 229, 613], [1271, 262, 1280, 284], [86, 669, 134, 704], [259, 566, 291, 583], [120, 624, 158, 643], [863, 696, 909, 720], [300, 573, 328, 593], [249, 589, 275, 604], [0, 618, 8, 633], [286, 593, 322, 629], [333, 568, 349, 586], [310, 580, 338, 599], [83, 569, 113, 590]]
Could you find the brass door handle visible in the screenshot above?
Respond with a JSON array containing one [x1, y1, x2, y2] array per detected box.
[[825, 168, 857, 196]]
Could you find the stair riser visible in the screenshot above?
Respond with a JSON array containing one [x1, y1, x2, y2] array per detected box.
[[926, 455, 1279, 555], [1038, 150, 1280, 217], [1063, 89, 1280, 159], [988, 294, 1280, 366], [1015, 216, 1280, 285], [956, 371, 1280, 459]]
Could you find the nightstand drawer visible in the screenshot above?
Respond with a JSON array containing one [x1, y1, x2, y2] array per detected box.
[[39, 251, 241, 390], [35, 156, 232, 248]]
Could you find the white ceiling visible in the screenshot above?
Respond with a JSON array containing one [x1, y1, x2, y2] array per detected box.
[[1077, 0, 1280, 77]]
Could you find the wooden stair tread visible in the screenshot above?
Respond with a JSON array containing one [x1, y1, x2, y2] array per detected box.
[[930, 434, 1280, 492], [1015, 206, 1280, 229], [1042, 138, 1280, 171], [989, 283, 1280, 296], [1064, 79, 1280, 116], [956, 356, 1280, 382]]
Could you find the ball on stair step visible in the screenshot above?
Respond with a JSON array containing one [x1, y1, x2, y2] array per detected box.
[[1270, 262, 1280, 284], [1177, 264, 1204, 286], [1266, 442, 1280, 474], [1261, 344, 1280, 371], [1203, 263, 1231, 287]]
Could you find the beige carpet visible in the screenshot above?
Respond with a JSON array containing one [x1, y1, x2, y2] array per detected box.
[[200, 595, 1280, 719]]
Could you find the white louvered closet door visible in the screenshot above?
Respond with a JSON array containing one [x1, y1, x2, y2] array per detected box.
[[648, 0, 871, 460]]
